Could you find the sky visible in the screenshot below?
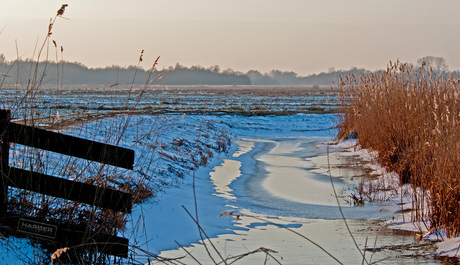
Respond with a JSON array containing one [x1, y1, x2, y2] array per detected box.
[[1, 0, 460, 76]]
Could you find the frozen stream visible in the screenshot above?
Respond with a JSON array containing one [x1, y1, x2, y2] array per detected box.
[[130, 117, 442, 264]]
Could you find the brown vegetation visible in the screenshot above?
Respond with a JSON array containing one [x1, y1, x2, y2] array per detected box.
[[337, 61, 460, 237]]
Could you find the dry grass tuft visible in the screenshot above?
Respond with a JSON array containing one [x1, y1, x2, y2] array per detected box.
[[338, 60, 460, 237]]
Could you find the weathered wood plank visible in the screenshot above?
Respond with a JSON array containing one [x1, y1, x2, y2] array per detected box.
[[6, 122, 134, 170], [7, 167, 132, 213]]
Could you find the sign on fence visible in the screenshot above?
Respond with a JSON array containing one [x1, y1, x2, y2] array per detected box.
[[17, 218, 58, 240]]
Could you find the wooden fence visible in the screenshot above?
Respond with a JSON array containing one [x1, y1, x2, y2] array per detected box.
[[0, 109, 135, 258]]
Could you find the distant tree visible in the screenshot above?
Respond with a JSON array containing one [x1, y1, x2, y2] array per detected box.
[[0, 54, 5, 63], [191, 65, 205, 70], [246, 70, 274, 85], [127, 65, 143, 71], [208, 65, 220, 73], [222, 68, 235, 74], [173, 62, 186, 70], [247, 70, 263, 77], [417, 56, 449, 72]]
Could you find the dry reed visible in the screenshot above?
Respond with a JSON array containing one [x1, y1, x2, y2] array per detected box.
[[337, 60, 460, 237]]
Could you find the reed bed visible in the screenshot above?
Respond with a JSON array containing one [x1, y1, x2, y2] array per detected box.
[[337, 61, 460, 237]]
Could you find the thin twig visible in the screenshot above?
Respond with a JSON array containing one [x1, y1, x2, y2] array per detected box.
[[220, 247, 282, 265], [362, 236, 368, 265], [188, 112, 227, 265], [225, 213, 343, 265], [369, 236, 378, 264], [182, 206, 227, 265], [327, 144, 369, 265], [174, 240, 202, 265]]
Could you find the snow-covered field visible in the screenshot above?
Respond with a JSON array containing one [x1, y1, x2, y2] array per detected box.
[[0, 85, 339, 122]]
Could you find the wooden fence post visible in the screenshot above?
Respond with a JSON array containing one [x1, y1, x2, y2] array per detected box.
[[0, 109, 11, 216]]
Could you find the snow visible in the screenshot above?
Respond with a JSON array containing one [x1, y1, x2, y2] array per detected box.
[[337, 139, 460, 260], [127, 114, 435, 264], [0, 236, 42, 264], [122, 114, 342, 254], [2, 112, 458, 263], [436, 238, 460, 258]]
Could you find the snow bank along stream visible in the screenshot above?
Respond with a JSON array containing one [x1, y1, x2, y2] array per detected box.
[[129, 114, 442, 264]]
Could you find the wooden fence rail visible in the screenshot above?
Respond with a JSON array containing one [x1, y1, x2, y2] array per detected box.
[[0, 109, 135, 258]]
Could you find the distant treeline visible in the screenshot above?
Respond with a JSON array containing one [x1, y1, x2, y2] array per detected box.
[[0, 58, 453, 86], [0, 59, 372, 86]]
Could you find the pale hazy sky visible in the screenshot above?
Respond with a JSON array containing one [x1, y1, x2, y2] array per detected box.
[[1, 0, 460, 76]]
